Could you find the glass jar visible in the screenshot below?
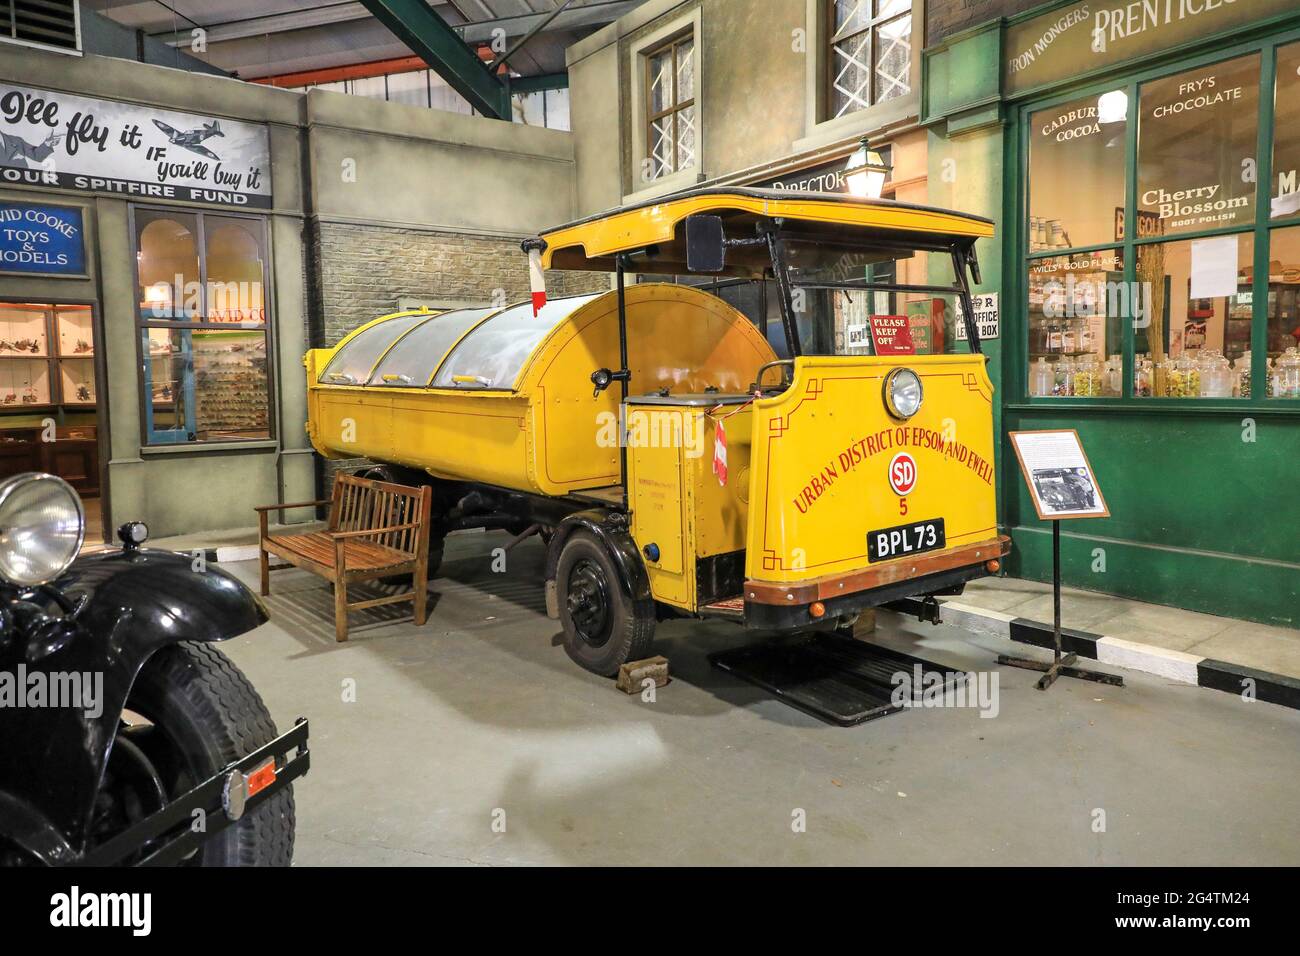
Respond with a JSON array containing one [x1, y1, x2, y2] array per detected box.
[[1029, 357, 1054, 397], [1200, 350, 1232, 398], [1136, 356, 1154, 397], [1053, 356, 1074, 396], [1061, 324, 1077, 353], [1234, 351, 1251, 397], [1276, 347, 1300, 399], [1046, 320, 1063, 353], [1163, 355, 1200, 398], [1104, 356, 1122, 397], [1072, 357, 1103, 397]]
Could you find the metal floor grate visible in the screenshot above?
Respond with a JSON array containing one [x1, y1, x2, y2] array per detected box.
[[710, 633, 968, 726]]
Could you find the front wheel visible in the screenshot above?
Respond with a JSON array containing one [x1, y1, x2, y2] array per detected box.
[[556, 531, 654, 676], [90, 642, 295, 866]]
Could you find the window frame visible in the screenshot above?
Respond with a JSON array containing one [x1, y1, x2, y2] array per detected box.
[[0, 0, 82, 57], [128, 204, 277, 447], [1012, 27, 1300, 412], [824, 0, 914, 121], [643, 32, 697, 182]]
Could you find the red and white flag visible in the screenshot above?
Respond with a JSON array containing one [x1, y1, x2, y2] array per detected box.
[[712, 418, 728, 486], [527, 247, 547, 316]]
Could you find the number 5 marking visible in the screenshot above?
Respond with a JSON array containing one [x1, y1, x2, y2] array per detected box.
[[899, 497, 908, 516]]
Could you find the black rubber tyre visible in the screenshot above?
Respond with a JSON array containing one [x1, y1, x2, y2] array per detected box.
[[109, 642, 295, 866], [556, 530, 654, 676], [358, 468, 446, 582]]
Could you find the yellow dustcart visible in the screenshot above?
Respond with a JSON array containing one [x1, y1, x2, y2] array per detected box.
[[305, 188, 1008, 674]]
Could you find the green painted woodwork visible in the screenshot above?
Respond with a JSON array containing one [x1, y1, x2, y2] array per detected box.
[[923, 2, 1300, 629]]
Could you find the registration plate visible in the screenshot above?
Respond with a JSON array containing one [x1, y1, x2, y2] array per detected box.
[[867, 519, 946, 563]]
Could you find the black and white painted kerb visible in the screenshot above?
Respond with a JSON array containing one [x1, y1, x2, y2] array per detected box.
[[888, 597, 1300, 713]]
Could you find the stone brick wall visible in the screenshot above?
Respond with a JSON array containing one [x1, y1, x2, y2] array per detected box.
[[927, 0, 1044, 46], [310, 221, 609, 346]]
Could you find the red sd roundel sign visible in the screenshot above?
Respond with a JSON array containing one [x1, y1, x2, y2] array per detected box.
[[888, 452, 917, 496]]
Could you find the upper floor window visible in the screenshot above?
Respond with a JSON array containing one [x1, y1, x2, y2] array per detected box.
[[645, 33, 696, 180], [827, 0, 912, 119], [1, 0, 80, 54]]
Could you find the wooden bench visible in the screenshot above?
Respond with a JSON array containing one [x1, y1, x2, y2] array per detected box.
[[256, 474, 433, 642]]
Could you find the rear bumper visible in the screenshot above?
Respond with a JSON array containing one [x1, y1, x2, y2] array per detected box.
[[743, 536, 1010, 631]]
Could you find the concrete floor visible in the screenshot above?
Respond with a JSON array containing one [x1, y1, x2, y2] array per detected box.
[[217, 531, 1300, 866]]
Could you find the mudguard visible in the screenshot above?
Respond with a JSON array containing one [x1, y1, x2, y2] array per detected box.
[[545, 510, 654, 621], [0, 547, 268, 863]]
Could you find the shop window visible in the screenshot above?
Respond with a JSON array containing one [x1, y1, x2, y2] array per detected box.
[[1134, 234, 1253, 398], [1029, 91, 1130, 252], [205, 218, 267, 325], [645, 33, 696, 180], [135, 211, 200, 320], [1265, 226, 1300, 398], [1137, 55, 1260, 239], [1272, 43, 1300, 221], [826, 0, 912, 120], [133, 207, 272, 445], [1027, 251, 1125, 398], [1022, 44, 1300, 404]]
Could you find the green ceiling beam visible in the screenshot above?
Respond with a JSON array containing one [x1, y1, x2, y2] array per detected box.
[[360, 0, 511, 119], [509, 72, 569, 95]]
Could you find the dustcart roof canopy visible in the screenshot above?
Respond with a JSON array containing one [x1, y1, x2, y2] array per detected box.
[[535, 187, 994, 278]]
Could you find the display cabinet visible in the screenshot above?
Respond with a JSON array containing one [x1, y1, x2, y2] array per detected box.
[[0, 303, 98, 409]]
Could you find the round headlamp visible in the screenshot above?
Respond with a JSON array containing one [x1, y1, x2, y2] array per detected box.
[[0, 473, 86, 587], [883, 368, 924, 420]]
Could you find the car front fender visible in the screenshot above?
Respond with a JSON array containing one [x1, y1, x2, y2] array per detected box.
[[0, 547, 268, 861]]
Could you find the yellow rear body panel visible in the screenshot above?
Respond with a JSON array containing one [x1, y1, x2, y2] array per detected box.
[[744, 355, 997, 585]]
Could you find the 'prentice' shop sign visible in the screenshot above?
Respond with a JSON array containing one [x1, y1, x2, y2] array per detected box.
[[1005, 0, 1295, 95]]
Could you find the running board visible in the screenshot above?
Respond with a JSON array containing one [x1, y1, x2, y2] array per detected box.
[[700, 596, 745, 621]]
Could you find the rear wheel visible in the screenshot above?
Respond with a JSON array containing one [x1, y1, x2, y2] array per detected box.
[[90, 642, 294, 866], [556, 531, 654, 676], [358, 467, 446, 581]]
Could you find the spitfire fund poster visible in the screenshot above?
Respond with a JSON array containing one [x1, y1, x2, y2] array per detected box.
[[0, 82, 272, 208]]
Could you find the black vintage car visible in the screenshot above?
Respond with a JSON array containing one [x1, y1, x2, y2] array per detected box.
[[0, 472, 308, 866]]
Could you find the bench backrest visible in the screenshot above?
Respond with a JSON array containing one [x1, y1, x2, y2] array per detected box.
[[328, 474, 432, 556]]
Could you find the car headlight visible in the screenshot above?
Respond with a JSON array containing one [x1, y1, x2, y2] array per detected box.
[[0, 473, 86, 587], [883, 368, 924, 420]]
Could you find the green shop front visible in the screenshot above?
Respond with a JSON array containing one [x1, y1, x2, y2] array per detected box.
[[924, 0, 1300, 628]]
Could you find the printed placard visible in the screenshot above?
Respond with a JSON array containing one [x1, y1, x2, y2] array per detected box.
[[1010, 429, 1109, 520], [955, 293, 999, 341], [868, 314, 915, 355]]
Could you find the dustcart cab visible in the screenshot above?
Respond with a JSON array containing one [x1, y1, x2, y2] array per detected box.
[[532, 188, 1007, 651]]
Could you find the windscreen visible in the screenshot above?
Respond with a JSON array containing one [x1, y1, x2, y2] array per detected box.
[[782, 242, 968, 357]]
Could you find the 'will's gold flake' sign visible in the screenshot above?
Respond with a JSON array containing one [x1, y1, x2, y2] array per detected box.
[[1005, 0, 1294, 95]]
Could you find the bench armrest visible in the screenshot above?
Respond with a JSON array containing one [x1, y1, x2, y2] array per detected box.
[[329, 522, 423, 540], [254, 499, 330, 514]]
